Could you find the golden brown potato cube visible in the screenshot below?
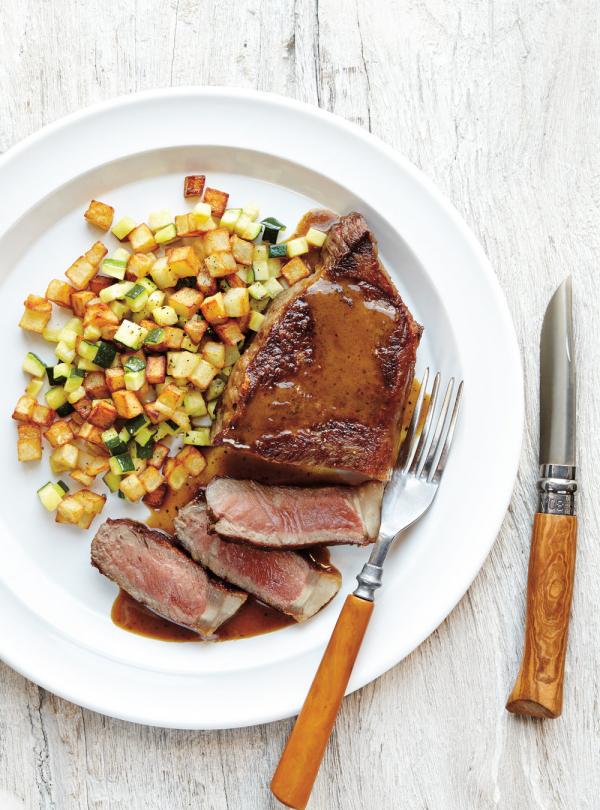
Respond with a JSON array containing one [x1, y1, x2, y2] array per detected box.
[[200, 292, 227, 324], [73, 396, 93, 420], [126, 252, 155, 281], [167, 287, 203, 318], [112, 389, 143, 419], [282, 256, 310, 285], [166, 245, 201, 277], [84, 200, 114, 231], [56, 494, 84, 525], [214, 319, 245, 346], [105, 367, 125, 392], [196, 268, 217, 297], [17, 424, 42, 462], [100, 325, 119, 341], [189, 358, 218, 391], [66, 256, 98, 291], [85, 241, 108, 267], [89, 275, 114, 294], [156, 383, 184, 413], [78, 452, 110, 476], [119, 473, 145, 502], [202, 340, 226, 369], [71, 290, 96, 317], [166, 462, 188, 491], [31, 404, 55, 429], [77, 421, 105, 447], [162, 327, 184, 350], [69, 469, 95, 487], [230, 235, 254, 266], [187, 214, 212, 236], [83, 371, 110, 400], [223, 287, 250, 318], [84, 302, 120, 328], [72, 490, 106, 528], [142, 483, 168, 509], [204, 251, 237, 278], [129, 224, 158, 253], [184, 315, 209, 345], [12, 395, 36, 422], [237, 312, 251, 334], [146, 355, 166, 385], [148, 442, 170, 469], [46, 279, 74, 308], [139, 465, 165, 493], [44, 419, 75, 448], [50, 443, 79, 472], [227, 272, 247, 289], [88, 399, 117, 429], [176, 445, 206, 476], [184, 175, 206, 198], [143, 402, 163, 424], [175, 214, 192, 238], [19, 295, 52, 334], [203, 188, 229, 219], [203, 228, 230, 255]]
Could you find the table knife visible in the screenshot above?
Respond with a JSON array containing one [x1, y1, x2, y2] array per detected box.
[[506, 276, 577, 718]]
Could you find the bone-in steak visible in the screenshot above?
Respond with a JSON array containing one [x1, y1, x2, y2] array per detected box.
[[175, 500, 342, 621], [91, 518, 246, 636], [204, 477, 383, 549], [213, 212, 422, 480]]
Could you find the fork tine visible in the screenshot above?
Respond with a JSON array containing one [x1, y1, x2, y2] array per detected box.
[[408, 371, 440, 474], [430, 381, 463, 483], [397, 368, 429, 471], [419, 377, 454, 479]]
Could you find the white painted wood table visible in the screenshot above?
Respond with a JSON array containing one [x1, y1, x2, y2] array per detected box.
[[1, 1, 599, 808]]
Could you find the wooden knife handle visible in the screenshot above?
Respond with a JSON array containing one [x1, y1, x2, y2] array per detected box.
[[506, 512, 577, 718], [271, 594, 374, 809]]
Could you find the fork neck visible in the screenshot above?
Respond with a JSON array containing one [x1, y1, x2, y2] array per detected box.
[[353, 534, 397, 601]]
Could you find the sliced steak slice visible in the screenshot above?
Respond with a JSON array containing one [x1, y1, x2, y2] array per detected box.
[[175, 500, 342, 621], [204, 477, 383, 549], [91, 518, 246, 636], [213, 212, 422, 481]]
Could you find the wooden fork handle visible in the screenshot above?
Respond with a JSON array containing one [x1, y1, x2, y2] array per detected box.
[[271, 594, 374, 809], [506, 513, 577, 718]]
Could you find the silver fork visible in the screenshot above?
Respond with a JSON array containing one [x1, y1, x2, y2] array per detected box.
[[272, 370, 464, 810]]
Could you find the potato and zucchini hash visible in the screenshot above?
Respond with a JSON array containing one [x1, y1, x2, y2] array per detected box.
[[13, 176, 326, 528]]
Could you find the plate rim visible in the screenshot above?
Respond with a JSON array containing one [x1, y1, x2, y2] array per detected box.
[[0, 86, 524, 728]]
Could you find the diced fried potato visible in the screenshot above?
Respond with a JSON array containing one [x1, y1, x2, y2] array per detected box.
[[83, 302, 120, 329], [282, 256, 310, 285], [189, 358, 218, 391], [171, 410, 191, 432], [230, 234, 254, 266], [69, 469, 95, 487], [119, 473, 145, 502], [77, 421, 105, 447], [17, 424, 42, 462], [12, 395, 36, 422], [77, 451, 110, 476], [66, 256, 98, 291], [223, 287, 250, 318], [163, 326, 184, 350], [187, 213, 213, 236], [83, 371, 110, 400], [126, 252, 155, 280], [203, 188, 229, 219], [166, 245, 201, 278], [85, 242, 108, 266], [73, 396, 92, 420], [203, 228, 231, 255], [46, 279, 74, 308], [196, 268, 217, 297], [144, 402, 163, 424], [202, 340, 225, 369], [44, 419, 75, 448], [184, 315, 209, 344], [105, 367, 125, 392], [84, 200, 114, 231], [200, 292, 227, 324], [156, 383, 184, 414], [19, 295, 52, 333], [89, 275, 114, 294], [56, 494, 84, 525], [146, 355, 166, 385], [227, 272, 247, 289], [129, 224, 157, 253], [175, 214, 191, 238], [50, 443, 79, 472], [165, 462, 188, 491], [71, 291, 96, 317], [112, 390, 144, 419], [204, 251, 237, 278], [87, 399, 117, 428], [139, 465, 165, 493], [167, 287, 203, 318], [214, 319, 244, 346], [148, 441, 170, 469], [142, 483, 168, 509], [70, 490, 106, 528], [176, 445, 206, 476], [184, 175, 206, 198], [31, 404, 55, 429]]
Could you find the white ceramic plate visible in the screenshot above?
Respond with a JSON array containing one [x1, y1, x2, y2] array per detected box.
[[0, 88, 523, 729]]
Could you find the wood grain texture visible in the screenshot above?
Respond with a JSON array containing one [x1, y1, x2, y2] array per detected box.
[[1, 0, 599, 808], [272, 595, 374, 809], [507, 514, 577, 718]]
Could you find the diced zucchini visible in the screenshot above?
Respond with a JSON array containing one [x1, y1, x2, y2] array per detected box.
[[99, 280, 134, 303], [135, 439, 155, 459], [263, 277, 284, 298], [56, 480, 69, 494], [23, 352, 46, 378], [306, 226, 327, 247], [78, 340, 98, 361], [125, 283, 150, 312], [242, 202, 260, 220], [112, 247, 131, 262], [261, 217, 286, 243], [102, 470, 121, 492], [220, 208, 242, 232], [114, 319, 148, 350], [248, 281, 267, 300], [77, 359, 102, 372], [148, 209, 174, 233], [144, 327, 165, 348], [46, 386, 68, 410], [37, 481, 65, 511], [193, 412, 214, 427], [83, 324, 102, 341], [101, 427, 127, 456], [287, 236, 309, 257], [223, 345, 241, 367], [207, 400, 218, 420], [56, 401, 75, 416], [267, 258, 282, 278], [52, 362, 71, 384], [183, 391, 207, 416], [111, 216, 137, 240], [249, 310, 266, 331], [64, 368, 85, 393], [135, 425, 156, 447], [101, 258, 127, 280], [155, 223, 177, 245], [124, 413, 150, 436], [124, 369, 145, 391], [55, 341, 76, 364], [26, 378, 44, 397], [42, 326, 62, 343], [155, 419, 179, 440], [109, 453, 135, 475], [152, 306, 178, 327], [205, 378, 225, 401], [108, 300, 130, 321], [183, 428, 211, 447], [268, 243, 288, 258], [146, 290, 165, 310], [192, 202, 212, 222], [93, 340, 117, 369]]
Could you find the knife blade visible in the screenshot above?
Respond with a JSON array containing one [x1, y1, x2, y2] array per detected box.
[[507, 277, 578, 719]]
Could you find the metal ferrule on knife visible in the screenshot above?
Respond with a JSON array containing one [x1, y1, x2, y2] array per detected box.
[[538, 464, 577, 516]]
